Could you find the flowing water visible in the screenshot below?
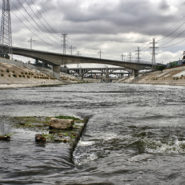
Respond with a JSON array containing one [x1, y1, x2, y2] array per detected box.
[[0, 83, 185, 185]]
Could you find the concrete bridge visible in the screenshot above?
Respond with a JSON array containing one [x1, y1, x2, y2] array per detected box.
[[0, 45, 153, 78], [63, 67, 130, 79]]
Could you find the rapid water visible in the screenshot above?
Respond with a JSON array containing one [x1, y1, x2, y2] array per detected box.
[[0, 83, 185, 185]]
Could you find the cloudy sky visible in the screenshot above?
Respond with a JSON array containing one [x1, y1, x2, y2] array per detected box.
[[6, 0, 185, 64]]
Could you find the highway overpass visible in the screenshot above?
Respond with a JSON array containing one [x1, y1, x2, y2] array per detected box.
[[0, 45, 153, 78]]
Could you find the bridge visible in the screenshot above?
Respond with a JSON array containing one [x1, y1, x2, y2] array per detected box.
[[0, 45, 153, 78], [62, 67, 130, 79]]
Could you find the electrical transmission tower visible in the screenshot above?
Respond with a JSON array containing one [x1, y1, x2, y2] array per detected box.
[[121, 53, 125, 61], [62, 33, 67, 54], [28, 37, 36, 49], [0, 0, 12, 58], [128, 52, 132, 62], [150, 38, 158, 67], [98, 50, 102, 59], [136, 47, 141, 63], [69, 45, 74, 55]]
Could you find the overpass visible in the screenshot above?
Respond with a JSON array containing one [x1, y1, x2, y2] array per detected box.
[[63, 67, 130, 79], [0, 45, 153, 78]]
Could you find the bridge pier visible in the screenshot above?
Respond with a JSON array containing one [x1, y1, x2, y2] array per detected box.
[[79, 68, 84, 80], [105, 68, 110, 82], [53, 65, 60, 79], [132, 70, 139, 78]]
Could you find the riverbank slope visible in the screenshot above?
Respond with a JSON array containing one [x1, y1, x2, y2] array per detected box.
[[118, 66, 185, 86], [0, 58, 83, 88]]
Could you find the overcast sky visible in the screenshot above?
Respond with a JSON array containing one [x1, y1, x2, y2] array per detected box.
[[6, 0, 185, 64]]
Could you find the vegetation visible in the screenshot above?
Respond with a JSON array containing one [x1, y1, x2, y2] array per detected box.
[[156, 65, 166, 71], [55, 115, 82, 121], [13, 116, 87, 146]]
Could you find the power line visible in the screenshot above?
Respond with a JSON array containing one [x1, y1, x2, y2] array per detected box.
[[24, 0, 59, 42], [160, 27, 185, 48], [158, 20, 185, 44], [16, 0, 59, 45], [29, 0, 58, 34], [11, 1, 57, 47], [11, 11, 55, 47]]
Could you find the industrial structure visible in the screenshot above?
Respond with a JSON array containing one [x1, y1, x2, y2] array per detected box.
[[0, 0, 12, 58]]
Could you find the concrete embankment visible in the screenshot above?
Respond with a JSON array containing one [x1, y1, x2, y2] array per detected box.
[[0, 58, 82, 89], [118, 66, 185, 86]]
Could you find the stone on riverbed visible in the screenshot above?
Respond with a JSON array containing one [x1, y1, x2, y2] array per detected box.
[[0, 135, 10, 141], [49, 118, 74, 130], [35, 134, 46, 143]]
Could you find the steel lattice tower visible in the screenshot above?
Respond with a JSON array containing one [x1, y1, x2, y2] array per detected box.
[[0, 0, 12, 58]]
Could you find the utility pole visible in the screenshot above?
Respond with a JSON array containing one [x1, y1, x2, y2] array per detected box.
[[98, 50, 102, 59], [28, 37, 36, 49], [0, 0, 12, 58], [150, 38, 158, 67], [62, 33, 67, 54], [136, 47, 141, 63]]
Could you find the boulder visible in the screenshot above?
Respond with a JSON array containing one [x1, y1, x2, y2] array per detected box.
[[0, 135, 10, 141], [35, 134, 46, 142], [49, 118, 74, 130]]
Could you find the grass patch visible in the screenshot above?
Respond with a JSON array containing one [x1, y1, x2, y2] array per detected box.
[[55, 115, 81, 121], [14, 116, 50, 129]]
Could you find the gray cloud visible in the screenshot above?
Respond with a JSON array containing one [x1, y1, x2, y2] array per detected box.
[[1, 0, 184, 62]]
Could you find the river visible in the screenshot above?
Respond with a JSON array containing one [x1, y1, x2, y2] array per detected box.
[[0, 83, 185, 185]]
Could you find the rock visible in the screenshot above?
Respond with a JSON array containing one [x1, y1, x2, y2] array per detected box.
[[0, 135, 10, 141], [35, 134, 46, 142], [49, 118, 74, 130]]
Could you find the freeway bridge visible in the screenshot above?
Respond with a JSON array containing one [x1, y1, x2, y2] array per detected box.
[[0, 45, 153, 78]]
